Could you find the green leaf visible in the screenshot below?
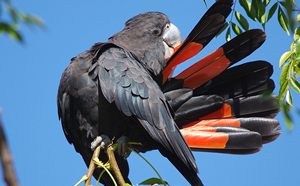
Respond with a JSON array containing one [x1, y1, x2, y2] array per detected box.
[[254, 0, 266, 26], [215, 21, 229, 38], [226, 27, 231, 42], [295, 64, 300, 75], [231, 22, 243, 35], [279, 51, 292, 68], [286, 89, 293, 106], [29, 16, 44, 27], [18, 12, 44, 28], [8, 28, 22, 41], [239, 0, 256, 21], [139, 178, 169, 185], [235, 11, 249, 30], [283, 103, 294, 130], [279, 1, 294, 10], [267, 3, 278, 22], [294, 27, 300, 41], [264, 0, 271, 6], [290, 0, 297, 6], [278, 80, 289, 107], [289, 77, 300, 93], [0, 23, 23, 41], [0, 23, 8, 33], [293, 37, 300, 54], [291, 57, 296, 76], [278, 6, 290, 36], [297, 14, 300, 22], [280, 62, 290, 85]]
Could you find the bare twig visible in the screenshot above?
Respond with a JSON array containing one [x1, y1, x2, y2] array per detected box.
[[107, 147, 125, 186], [0, 110, 19, 186], [84, 146, 101, 186]]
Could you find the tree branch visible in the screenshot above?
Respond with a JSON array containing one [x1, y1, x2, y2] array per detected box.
[[107, 147, 125, 186], [0, 110, 19, 186], [84, 146, 101, 186]]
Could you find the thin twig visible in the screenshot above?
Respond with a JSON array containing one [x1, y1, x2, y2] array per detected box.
[[84, 146, 101, 186], [106, 146, 125, 186], [129, 148, 166, 186], [0, 109, 19, 186]]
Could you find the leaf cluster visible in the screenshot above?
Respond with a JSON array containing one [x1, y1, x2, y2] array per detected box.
[[214, 0, 297, 41], [278, 26, 300, 129], [0, 0, 43, 42]]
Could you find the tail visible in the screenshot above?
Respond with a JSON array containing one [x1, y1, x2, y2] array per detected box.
[[163, 59, 280, 155], [160, 25, 280, 155]]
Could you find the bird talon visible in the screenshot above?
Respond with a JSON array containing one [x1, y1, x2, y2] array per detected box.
[[116, 136, 131, 158], [91, 134, 111, 150]]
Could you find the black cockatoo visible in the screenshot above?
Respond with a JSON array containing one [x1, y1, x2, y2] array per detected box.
[[57, 0, 280, 185]]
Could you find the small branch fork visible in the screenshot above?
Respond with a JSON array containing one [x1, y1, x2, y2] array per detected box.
[[83, 143, 127, 186]]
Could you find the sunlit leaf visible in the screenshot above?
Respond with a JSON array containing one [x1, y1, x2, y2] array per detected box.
[[294, 27, 300, 41], [226, 27, 231, 42], [297, 14, 300, 22], [295, 64, 300, 75], [235, 11, 249, 30], [231, 22, 243, 35], [291, 58, 296, 76], [283, 103, 294, 130], [286, 89, 293, 106], [264, 0, 271, 6], [280, 62, 290, 85], [279, 51, 292, 68], [8, 28, 22, 41], [29, 16, 44, 27], [290, 0, 297, 6], [293, 37, 300, 54], [267, 3, 278, 22], [289, 77, 300, 93], [278, 80, 289, 107], [278, 6, 290, 36]]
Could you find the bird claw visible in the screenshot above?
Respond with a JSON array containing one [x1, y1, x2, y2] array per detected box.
[[91, 134, 111, 150], [116, 136, 131, 158]]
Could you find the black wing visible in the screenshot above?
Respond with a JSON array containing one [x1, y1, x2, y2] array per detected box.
[[58, 42, 203, 186], [88, 43, 202, 185], [57, 43, 131, 185]]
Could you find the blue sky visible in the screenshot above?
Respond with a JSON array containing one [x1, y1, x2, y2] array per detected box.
[[0, 0, 299, 185]]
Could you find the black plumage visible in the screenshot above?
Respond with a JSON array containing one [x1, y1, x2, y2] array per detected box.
[[58, 12, 202, 186]]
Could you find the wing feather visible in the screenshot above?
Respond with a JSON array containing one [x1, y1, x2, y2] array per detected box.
[[94, 44, 200, 182]]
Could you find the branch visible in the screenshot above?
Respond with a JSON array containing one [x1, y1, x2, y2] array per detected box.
[[0, 109, 19, 186], [84, 146, 101, 186], [107, 146, 125, 186]]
